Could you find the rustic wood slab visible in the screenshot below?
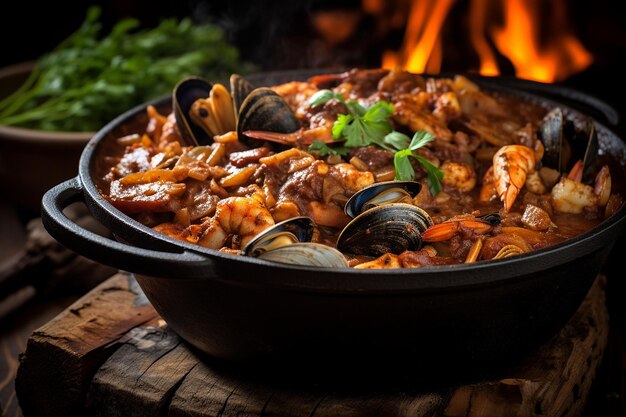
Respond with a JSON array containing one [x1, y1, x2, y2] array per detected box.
[[15, 274, 609, 417], [15, 273, 158, 417]]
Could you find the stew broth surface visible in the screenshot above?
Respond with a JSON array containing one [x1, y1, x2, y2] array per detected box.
[[96, 68, 624, 269]]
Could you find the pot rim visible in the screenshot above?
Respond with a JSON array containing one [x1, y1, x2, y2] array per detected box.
[[76, 71, 626, 292]]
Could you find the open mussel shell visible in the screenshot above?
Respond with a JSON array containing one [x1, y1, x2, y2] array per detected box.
[[337, 203, 433, 257], [237, 88, 301, 144], [344, 180, 422, 219], [579, 122, 599, 184], [172, 76, 213, 146], [539, 107, 599, 183], [230, 74, 255, 115], [242, 216, 314, 257], [539, 107, 566, 172], [255, 243, 349, 268]]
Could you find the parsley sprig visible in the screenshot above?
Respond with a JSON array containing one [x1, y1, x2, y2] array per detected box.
[[308, 89, 393, 148], [384, 131, 443, 196], [308, 141, 348, 156], [307, 89, 443, 195]]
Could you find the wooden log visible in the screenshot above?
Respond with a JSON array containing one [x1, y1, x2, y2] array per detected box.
[[14, 273, 158, 417], [87, 321, 199, 417], [16, 275, 609, 417], [83, 276, 608, 417]]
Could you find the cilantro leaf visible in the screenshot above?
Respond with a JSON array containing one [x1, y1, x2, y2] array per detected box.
[[332, 100, 394, 148], [393, 149, 415, 181], [383, 131, 411, 151], [390, 130, 444, 195], [333, 114, 353, 139], [362, 101, 394, 124], [409, 130, 436, 150], [414, 155, 444, 196], [308, 141, 348, 156], [308, 89, 337, 107]]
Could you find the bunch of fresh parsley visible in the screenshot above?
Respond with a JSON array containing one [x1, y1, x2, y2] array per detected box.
[[0, 7, 250, 131], [308, 89, 443, 195]]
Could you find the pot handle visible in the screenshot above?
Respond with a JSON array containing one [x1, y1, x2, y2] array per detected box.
[[41, 177, 214, 278]]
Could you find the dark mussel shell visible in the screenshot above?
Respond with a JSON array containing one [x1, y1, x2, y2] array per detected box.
[[242, 216, 314, 257], [237, 88, 301, 145], [477, 212, 502, 226], [578, 122, 599, 184], [539, 107, 599, 182], [336, 203, 433, 257], [539, 107, 566, 172], [230, 74, 255, 115], [344, 181, 422, 219], [172, 76, 214, 146]]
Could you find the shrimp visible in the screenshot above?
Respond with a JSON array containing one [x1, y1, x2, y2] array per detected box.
[[492, 144, 538, 212], [439, 161, 477, 192], [551, 163, 612, 214], [196, 195, 275, 249]]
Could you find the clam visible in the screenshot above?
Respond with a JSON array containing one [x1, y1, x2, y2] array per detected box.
[[242, 216, 349, 268], [173, 75, 301, 147], [539, 107, 599, 183], [344, 180, 422, 218], [337, 203, 433, 257], [337, 181, 432, 257]]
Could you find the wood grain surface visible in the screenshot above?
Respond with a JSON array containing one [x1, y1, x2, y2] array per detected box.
[[12, 273, 610, 417]]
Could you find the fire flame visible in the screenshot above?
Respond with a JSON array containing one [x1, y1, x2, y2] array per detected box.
[[380, 0, 593, 83]]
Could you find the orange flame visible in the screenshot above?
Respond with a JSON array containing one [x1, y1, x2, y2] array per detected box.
[[489, 0, 593, 82], [379, 0, 593, 83], [383, 0, 455, 73]]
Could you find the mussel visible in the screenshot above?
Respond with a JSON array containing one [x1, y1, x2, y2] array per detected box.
[[172, 74, 300, 147], [242, 216, 349, 268], [539, 107, 599, 184], [337, 181, 433, 257]]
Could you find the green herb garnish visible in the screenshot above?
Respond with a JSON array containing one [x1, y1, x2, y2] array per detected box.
[[308, 89, 393, 148], [308, 140, 348, 156], [385, 131, 443, 196], [0, 6, 251, 131], [308, 90, 443, 194]]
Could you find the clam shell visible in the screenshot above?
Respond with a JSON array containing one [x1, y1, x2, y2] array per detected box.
[[344, 180, 422, 218], [242, 216, 314, 257], [256, 243, 349, 268], [337, 203, 433, 257]]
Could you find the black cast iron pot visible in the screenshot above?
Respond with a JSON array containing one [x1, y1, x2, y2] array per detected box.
[[41, 70, 626, 377]]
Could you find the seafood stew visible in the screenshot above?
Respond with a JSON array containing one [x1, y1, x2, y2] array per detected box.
[[96, 68, 624, 269]]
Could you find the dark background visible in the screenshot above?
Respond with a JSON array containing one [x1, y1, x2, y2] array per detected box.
[[2, 0, 625, 121]]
